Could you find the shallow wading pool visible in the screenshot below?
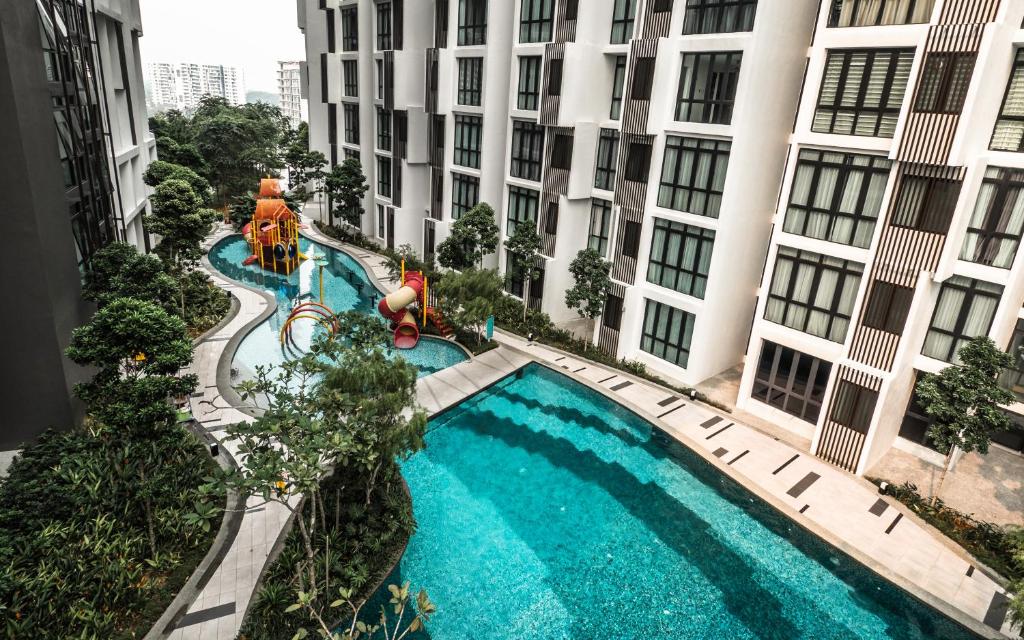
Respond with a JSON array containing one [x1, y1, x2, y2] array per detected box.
[[373, 363, 983, 640]]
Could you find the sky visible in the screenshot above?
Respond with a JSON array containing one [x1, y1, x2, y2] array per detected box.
[[138, 0, 306, 93]]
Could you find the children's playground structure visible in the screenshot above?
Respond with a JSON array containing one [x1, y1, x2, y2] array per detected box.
[[378, 260, 452, 349], [241, 179, 306, 275]]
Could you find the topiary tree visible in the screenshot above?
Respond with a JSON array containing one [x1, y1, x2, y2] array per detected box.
[[143, 160, 213, 204], [83, 243, 179, 313], [145, 179, 218, 270], [435, 268, 504, 344], [324, 158, 369, 227], [565, 248, 612, 322], [915, 336, 1016, 506], [437, 203, 499, 270], [504, 222, 543, 323]]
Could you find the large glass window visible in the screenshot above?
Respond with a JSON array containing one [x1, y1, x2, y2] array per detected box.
[[610, 55, 627, 120], [765, 247, 864, 342], [682, 0, 757, 35], [342, 7, 358, 51], [914, 52, 975, 115], [829, 381, 878, 434], [594, 129, 620, 191], [343, 103, 360, 144], [991, 50, 1024, 152], [458, 0, 487, 46], [517, 56, 542, 110], [675, 52, 742, 125], [752, 341, 832, 423], [890, 172, 962, 233], [377, 2, 392, 50], [589, 199, 612, 256], [624, 143, 652, 183], [377, 155, 392, 198], [343, 60, 358, 97], [657, 136, 731, 218], [520, 0, 554, 43], [640, 299, 695, 369], [453, 115, 482, 169], [997, 319, 1024, 404], [507, 186, 539, 234], [457, 57, 483, 106], [548, 59, 563, 96], [812, 49, 914, 138], [551, 134, 573, 171], [646, 218, 715, 299], [510, 120, 545, 182], [377, 108, 392, 151], [862, 281, 914, 334], [922, 276, 1003, 363], [603, 293, 624, 331], [783, 149, 892, 248], [452, 172, 479, 219], [960, 167, 1024, 268], [828, 0, 935, 27], [610, 0, 638, 44], [631, 58, 656, 101]]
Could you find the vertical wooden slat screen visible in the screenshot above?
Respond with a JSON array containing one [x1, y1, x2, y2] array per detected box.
[[815, 366, 883, 472]]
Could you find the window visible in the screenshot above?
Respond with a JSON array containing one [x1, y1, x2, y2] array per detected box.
[[752, 341, 833, 424], [520, 0, 554, 43], [829, 381, 878, 434], [377, 2, 392, 50], [343, 103, 360, 144], [377, 204, 386, 239], [589, 199, 613, 256], [960, 167, 1024, 268], [631, 57, 656, 100], [991, 50, 1024, 152], [436, 0, 450, 47], [812, 49, 914, 138], [544, 202, 559, 234], [652, 0, 673, 11], [682, 0, 758, 35], [997, 319, 1024, 404], [890, 172, 962, 233], [828, 0, 936, 27], [328, 104, 338, 145], [621, 220, 642, 258], [922, 276, 1003, 363], [424, 221, 437, 259], [376, 60, 384, 99], [343, 61, 358, 97], [765, 246, 864, 342], [452, 172, 479, 219], [640, 300, 695, 369], [456, 57, 483, 106], [453, 114, 482, 168], [507, 186, 539, 234], [342, 7, 358, 51], [658, 136, 731, 218], [344, 148, 360, 161], [551, 134, 573, 171], [458, 0, 487, 45], [548, 59, 563, 96], [624, 143, 652, 183], [914, 52, 975, 115], [646, 218, 715, 299], [565, 0, 579, 19], [326, 9, 336, 53], [603, 293, 624, 330], [517, 56, 542, 110], [675, 52, 742, 124], [862, 281, 914, 334], [510, 121, 545, 181], [377, 108, 392, 151], [506, 249, 525, 297], [594, 129, 620, 191], [377, 156, 392, 198], [783, 149, 892, 248], [610, 0, 638, 44], [610, 55, 627, 120]]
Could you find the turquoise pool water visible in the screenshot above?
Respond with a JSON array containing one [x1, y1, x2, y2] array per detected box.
[[207, 235, 468, 382], [380, 364, 981, 639]]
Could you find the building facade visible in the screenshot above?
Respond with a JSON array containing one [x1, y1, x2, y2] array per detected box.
[[146, 61, 246, 112], [278, 60, 308, 126], [300, 0, 1024, 471], [0, 0, 155, 449]]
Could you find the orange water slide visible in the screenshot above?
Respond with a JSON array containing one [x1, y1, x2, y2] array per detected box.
[[377, 272, 424, 349]]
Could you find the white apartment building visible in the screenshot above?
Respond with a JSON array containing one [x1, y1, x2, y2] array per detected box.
[[278, 60, 308, 126], [300, 0, 1024, 472], [146, 61, 246, 112]]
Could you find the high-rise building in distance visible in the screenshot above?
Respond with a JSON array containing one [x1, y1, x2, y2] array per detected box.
[[146, 61, 246, 112], [278, 60, 308, 127]]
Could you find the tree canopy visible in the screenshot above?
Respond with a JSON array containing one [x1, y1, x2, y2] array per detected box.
[[565, 248, 612, 320], [143, 160, 212, 204], [435, 269, 504, 343], [145, 179, 218, 269], [324, 158, 369, 227], [437, 203, 500, 270]]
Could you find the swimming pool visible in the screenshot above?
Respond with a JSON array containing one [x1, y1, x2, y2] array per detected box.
[[383, 363, 982, 639], [207, 234, 468, 382]]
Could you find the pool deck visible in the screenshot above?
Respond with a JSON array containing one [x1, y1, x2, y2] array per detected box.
[[173, 221, 1014, 639]]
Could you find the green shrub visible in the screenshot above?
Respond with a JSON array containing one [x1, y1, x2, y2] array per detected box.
[[180, 270, 232, 336]]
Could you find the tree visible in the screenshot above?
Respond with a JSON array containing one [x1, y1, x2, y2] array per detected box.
[[915, 337, 1015, 506], [435, 269, 504, 344], [504, 223, 543, 323], [565, 248, 612, 321], [145, 179, 218, 270], [324, 158, 369, 227], [82, 242, 179, 312], [437, 203, 499, 270], [284, 123, 327, 200], [156, 136, 207, 174], [143, 160, 213, 204]]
